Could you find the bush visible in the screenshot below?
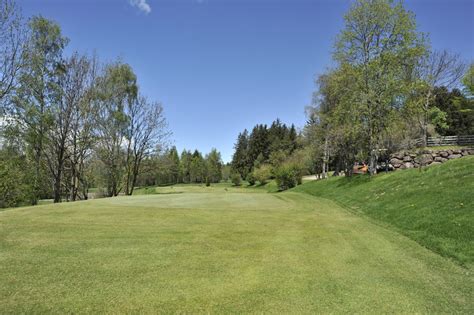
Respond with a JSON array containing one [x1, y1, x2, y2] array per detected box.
[[246, 173, 256, 186], [253, 164, 272, 185], [205, 176, 211, 187], [274, 163, 302, 191], [0, 157, 30, 208], [231, 173, 242, 186]]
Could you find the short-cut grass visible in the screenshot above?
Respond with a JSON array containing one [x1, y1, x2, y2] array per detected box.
[[294, 156, 474, 266], [1, 180, 472, 313]]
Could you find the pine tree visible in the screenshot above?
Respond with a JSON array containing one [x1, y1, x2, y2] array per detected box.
[[168, 146, 180, 184], [205, 148, 223, 183], [231, 130, 249, 178]]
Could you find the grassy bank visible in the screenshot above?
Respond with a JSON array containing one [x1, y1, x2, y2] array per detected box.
[[294, 156, 474, 265]]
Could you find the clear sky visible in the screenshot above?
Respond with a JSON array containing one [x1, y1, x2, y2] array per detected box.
[[17, 0, 474, 162]]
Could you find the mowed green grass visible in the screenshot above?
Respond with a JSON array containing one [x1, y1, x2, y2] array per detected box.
[[294, 156, 474, 265], [0, 187, 472, 313]]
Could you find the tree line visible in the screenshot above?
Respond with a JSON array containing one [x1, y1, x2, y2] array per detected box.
[[230, 0, 473, 189], [231, 119, 312, 190], [305, 0, 473, 177], [134, 146, 224, 187], [0, 0, 168, 207]]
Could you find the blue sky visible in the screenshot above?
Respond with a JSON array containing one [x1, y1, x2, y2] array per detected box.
[[18, 0, 474, 162]]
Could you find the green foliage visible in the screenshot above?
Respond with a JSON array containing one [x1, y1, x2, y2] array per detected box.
[[246, 172, 255, 186], [180, 150, 192, 183], [269, 150, 287, 168], [167, 146, 180, 184], [431, 86, 474, 136], [231, 130, 249, 179], [205, 148, 223, 183], [0, 153, 30, 207], [230, 173, 242, 186], [231, 120, 299, 179], [427, 106, 448, 133], [462, 63, 474, 97], [252, 164, 272, 185], [13, 16, 69, 204], [190, 150, 206, 183], [333, 0, 427, 173], [221, 164, 231, 182], [274, 162, 302, 191]]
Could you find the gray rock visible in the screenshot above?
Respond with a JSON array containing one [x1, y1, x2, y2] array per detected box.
[[448, 154, 462, 159], [415, 153, 433, 165], [392, 153, 404, 160], [439, 151, 449, 158], [422, 149, 432, 154], [447, 150, 453, 155], [401, 162, 414, 169], [430, 161, 442, 166], [434, 156, 447, 163], [452, 149, 461, 154], [390, 158, 403, 165], [461, 150, 469, 156], [403, 156, 412, 162]]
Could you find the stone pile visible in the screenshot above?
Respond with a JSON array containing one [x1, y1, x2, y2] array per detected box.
[[389, 148, 473, 170]]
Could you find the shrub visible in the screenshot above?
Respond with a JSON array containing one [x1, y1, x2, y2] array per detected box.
[[253, 164, 272, 185], [0, 157, 30, 208], [205, 176, 211, 187], [231, 173, 242, 186], [246, 173, 256, 186], [274, 163, 303, 191]]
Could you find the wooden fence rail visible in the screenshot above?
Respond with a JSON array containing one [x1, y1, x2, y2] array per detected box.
[[423, 135, 474, 147]]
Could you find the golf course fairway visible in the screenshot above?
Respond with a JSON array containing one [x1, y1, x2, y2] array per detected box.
[[0, 187, 472, 313]]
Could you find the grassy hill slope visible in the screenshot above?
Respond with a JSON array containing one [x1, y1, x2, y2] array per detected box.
[[294, 156, 474, 265]]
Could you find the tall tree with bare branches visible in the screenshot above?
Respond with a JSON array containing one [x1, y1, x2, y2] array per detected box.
[[124, 95, 168, 195], [0, 0, 25, 108]]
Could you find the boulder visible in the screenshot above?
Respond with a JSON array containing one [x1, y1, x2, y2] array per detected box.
[[415, 154, 433, 165], [447, 150, 453, 155], [430, 161, 442, 166], [439, 151, 449, 158], [390, 158, 403, 166], [401, 162, 414, 169], [461, 150, 469, 156], [452, 149, 461, 154], [422, 149, 432, 154], [448, 154, 462, 159], [434, 156, 447, 163], [403, 156, 412, 162], [392, 153, 404, 160]]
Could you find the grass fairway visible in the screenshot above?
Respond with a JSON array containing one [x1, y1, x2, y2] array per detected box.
[[1, 187, 472, 313]]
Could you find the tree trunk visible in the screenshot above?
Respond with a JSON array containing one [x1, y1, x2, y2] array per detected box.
[[53, 170, 62, 203], [421, 89, 432, 147], [322, 135, 329, 179], [369, 148, 378, 176]]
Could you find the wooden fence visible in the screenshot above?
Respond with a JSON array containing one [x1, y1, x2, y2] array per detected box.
[[414, 135, 474, 147]]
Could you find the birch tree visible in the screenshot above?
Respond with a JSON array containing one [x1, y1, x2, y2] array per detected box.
[[334, 0, 426, 175]]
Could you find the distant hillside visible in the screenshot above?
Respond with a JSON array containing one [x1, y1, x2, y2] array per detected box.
[[293, 156, 474, 266]]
